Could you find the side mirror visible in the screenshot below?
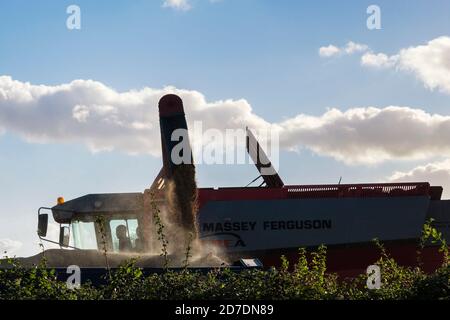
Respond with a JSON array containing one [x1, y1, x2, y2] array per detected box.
[[37, 214, 48, 237], [59, 226, 70, 247]]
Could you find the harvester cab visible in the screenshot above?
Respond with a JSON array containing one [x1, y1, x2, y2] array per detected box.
[[37, 193, 157, 253]]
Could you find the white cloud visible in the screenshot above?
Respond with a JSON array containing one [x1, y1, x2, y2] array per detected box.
[[388, 159, 450, 198], [163, 0, 191, 11], [72, 105, 90, 123], [319, 45, 341, 57], [319, 41, 368, 58], [344, 41, 369, 54], [361, 52, 398, 68], [361, 36, 450, 94], [278, 106, 450, 165], [3, 76, 450, 165], [0, 238, 23, 256], [0, 76, 269, 157]]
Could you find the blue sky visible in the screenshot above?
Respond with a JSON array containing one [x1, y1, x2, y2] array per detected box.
[[1, 0, 450, 256]]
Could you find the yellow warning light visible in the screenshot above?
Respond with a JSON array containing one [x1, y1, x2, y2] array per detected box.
[[57, 197, 65, 205]]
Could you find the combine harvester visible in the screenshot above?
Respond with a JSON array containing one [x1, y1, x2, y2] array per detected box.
[[33, 94, 450, 279]]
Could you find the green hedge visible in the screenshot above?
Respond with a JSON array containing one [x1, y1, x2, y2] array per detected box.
[[1, 244, 449, 300], [1, 222, 448, 300]]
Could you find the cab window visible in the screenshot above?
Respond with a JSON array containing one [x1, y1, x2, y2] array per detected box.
[[109, 218, 139, 253], [72, 220, 98, 250]]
